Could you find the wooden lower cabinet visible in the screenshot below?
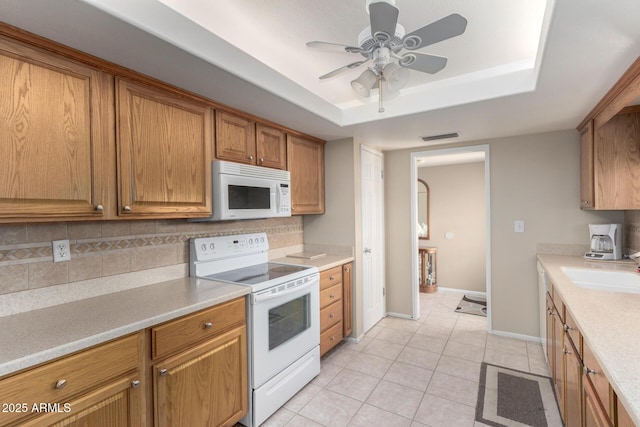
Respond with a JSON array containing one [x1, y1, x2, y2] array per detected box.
[[19, 372, 144, 427], [0, 333, 144, 427], [153, 326, 247, 427], [544, 280, 634, 427], [151, 297, 247, 427], [342, 263, 353, 337]]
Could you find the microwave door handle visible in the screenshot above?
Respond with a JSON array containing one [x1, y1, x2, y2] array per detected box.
[[252, 278, 318, 303]]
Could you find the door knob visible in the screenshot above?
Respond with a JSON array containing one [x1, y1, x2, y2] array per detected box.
[[364, 248, 372, 254]]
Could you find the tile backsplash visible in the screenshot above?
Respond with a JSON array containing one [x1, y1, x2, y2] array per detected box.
[[624, 210, 640, 253], [0, 217, 302, 296]]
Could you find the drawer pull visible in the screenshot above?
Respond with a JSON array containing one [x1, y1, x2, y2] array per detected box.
[[563, 324, 573, 332], [330, 336, 335, 341], [329, 313, 335, 319], [203, 322, 213, 330], [563, 347, 572, 355], [131, 380, 141, 389], [159, 369, 168, 377], [330, 276, 335, 281], [329, 294, 335, 299], [55, 379, 67, 390], [584, 366, 597, 376], [95, 204, 103, 212]]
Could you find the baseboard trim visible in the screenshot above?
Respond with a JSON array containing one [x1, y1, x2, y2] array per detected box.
[[438, 287, 487, 297], [490, 329, 542, 343], [386, 311, 419, 320]]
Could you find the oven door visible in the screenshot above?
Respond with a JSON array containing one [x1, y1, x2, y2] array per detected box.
[[250, 275, 319, 388]]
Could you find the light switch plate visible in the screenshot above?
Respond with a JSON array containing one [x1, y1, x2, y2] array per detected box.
[[514, 220, 525, 233]]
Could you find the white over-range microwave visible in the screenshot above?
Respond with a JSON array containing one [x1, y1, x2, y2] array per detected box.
[[192, 160, 291, 221]]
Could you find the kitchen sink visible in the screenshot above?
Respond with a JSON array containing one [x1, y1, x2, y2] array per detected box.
[[561, 267, 640, 294]]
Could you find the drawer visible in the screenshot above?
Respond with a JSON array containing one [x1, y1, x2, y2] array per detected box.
[[320, 282, 342, 309], [583, 341, 613, 420], [320, 299, 343, 332], [0, 332, 142, 426], [320, 320, 343, 355], [152, 297, 245, 359], [563, 307, 582, 359], [320, 266, 342, 290]]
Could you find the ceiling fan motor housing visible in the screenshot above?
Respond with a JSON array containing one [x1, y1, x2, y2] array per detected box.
[[357, 24, 405, 54]]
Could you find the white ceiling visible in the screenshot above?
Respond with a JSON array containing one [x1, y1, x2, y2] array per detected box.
[[3, 0, 640, 150]]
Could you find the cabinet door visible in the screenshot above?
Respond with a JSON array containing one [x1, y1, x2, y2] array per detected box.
[[342, 263, 353, 337], [154, 326, 247, 427], [19, 373, 144, 427], [545, 293, 555, 379], [552, 301, 565, 419], [594, 111, 640, 209], [0, 35, 111, 221], [117, 79, 212, 218], [617, 398, 635, 427], [579, 120, 595, 209], [584, 377, 613, 427], [256, 124, 286, 169], [286, 135, 324, 214], [215, 110, 256, 164], [563, 333, 582, 427]]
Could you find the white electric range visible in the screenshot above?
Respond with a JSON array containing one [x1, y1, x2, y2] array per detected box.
[[190, 233, 320, 427]]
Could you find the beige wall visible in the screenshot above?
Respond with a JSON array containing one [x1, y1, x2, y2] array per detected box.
[[304, 137, 364, 338], [0, 217, 302, 296], [385, 130, 623, 337], [419, 162, 486, 292]]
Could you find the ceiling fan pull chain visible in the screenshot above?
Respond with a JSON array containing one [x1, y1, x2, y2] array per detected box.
[[378, 73, 385, 113]]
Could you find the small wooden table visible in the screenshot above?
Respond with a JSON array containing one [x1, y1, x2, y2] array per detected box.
[[419, 247, 437, 293]]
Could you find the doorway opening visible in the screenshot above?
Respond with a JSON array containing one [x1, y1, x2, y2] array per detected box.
[[409, 145, 492, 331]]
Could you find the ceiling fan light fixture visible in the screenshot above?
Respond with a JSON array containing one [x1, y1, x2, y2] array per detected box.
[[383, 62, 409, 91], [351, 69, 377, 97]]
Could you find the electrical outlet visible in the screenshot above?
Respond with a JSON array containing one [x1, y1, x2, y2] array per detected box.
[[52, 240, 71, 262], [514, 220, 525, 233]]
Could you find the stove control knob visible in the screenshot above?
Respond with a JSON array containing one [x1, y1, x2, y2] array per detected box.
[[201, 244, 206, 251], [249, 239, 253, 245], [261, 237, 265, 243], [209, 243, 215, 250]]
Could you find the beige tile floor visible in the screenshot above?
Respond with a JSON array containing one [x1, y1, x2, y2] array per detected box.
[[262, 290, 551, 427]]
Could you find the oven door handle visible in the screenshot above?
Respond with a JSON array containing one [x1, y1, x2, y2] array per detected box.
[[252, 278, 318, 303]]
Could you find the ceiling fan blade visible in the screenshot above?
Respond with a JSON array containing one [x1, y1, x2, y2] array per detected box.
[[400, 53, 448, 74], [319, 60, 369, 80], [306, 41, 362, 54], [369, 1, 399, 42], [403, 13, 467, 50]]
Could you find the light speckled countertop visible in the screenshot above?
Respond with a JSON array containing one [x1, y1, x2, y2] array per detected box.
[[537, 254, 640, 425], [272, 254, 354, 271], [0, 278, 249, 377]]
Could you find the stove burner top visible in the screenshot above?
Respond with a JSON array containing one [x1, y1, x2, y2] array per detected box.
[[206, 262, 312, 285]]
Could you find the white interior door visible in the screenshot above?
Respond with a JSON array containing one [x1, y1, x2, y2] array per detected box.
[[361, 146, 385, 333]]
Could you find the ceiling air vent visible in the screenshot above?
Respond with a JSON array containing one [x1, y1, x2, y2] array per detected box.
[[421, 132, 460, 142]]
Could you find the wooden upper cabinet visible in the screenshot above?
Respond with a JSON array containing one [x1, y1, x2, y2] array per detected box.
[[594, 108, 640, 209], [0, 35, 112, 222], [579, 120, 595, 209], [286, 135, 325, 214], [116, 78, 212, 218], [215, 110, 256, 165], [256, 124, 287, 169]]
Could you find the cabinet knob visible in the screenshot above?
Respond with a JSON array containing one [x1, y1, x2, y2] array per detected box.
[[131, 380, 141, 389], [259, 158, 264, 164], [563, 324, 573, 332], [55, 379, 67, 390], [159, 369, 168, 377], [584, 366, 597, 376], [123, 205, 131, 212], [95, 204, 103, 212], [330, 336, 335, 341], [329, 313, 335, 319], [248, 155, 254, 161], [563, 347, 572, 355], [330, 276, 335, 281], [203, 322, 213, 330], [291, 206, 295, 211], [329, 294, 335, 299]]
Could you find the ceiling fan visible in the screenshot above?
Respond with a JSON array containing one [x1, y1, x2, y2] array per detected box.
[[306, 0, 467, 112]]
